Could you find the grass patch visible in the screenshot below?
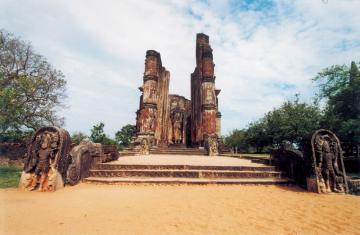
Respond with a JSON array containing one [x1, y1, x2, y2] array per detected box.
[[0, 165, 22, 188]]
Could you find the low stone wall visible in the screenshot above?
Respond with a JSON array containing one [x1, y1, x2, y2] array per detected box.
[[0, 157, 24, 167], [0, 142, 27, 160], [348, 178, 360, 195]]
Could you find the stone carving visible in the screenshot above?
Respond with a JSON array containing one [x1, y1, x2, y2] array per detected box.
[[139, 138, 150, 155], [205, 135, 219, 156], [66, 140, 102, 186], [66, 140, 119, 186], [19, 126, 71, 191], [171, 109, 184, 144], [167, 95, 191, 146], [308, 129, 348, 193], [202, 82, 216, 106], [143, 80, 157, 104]]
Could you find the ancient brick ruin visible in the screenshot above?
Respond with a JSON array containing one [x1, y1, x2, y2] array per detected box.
[[135, 33, 221, 148]]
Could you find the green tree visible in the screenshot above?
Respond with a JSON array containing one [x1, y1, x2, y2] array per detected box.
[[313, 64, 351, 100], [71, 132, 88, 145], [0, 30, 66, 139], [0, 129, 33, 142], [89, 122, 116, 145], [90, 122, 107, 143], [313, 61, 360, 153], [265, 97, 322, 147], [243, 97, 322, 152], [224, 129, 248, 152], [115, 124, 135, 147], [246, 120, 271, 152]]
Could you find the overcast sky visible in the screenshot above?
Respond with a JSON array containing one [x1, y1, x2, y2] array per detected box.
[[1, 0, 359, 137]]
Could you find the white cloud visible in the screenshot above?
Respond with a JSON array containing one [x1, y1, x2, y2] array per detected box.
[[1, 0, 359, 136]]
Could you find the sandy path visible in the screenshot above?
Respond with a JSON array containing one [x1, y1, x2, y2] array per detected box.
[[1, 184, 359, 235]]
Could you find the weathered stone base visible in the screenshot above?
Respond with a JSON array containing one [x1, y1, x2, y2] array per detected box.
[[348, 178, 360, 195], [306, 177, 319, 193], [18, 169, 64, 192]]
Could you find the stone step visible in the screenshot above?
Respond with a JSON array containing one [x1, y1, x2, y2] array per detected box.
[[119, 150, 140, 156], [151, 150, 204, 152], [88, 169, 284, 178], [151, 148, 204, 151], [120, 149, 206, 156], [150, 150, 205, 154], [151, 146, 204, 150], [150, 152, 205, 156], [93, 164, 278, 171], [153, 147, 201, 150], [84, 177, 294, 185], [251, 159, 271, 164]]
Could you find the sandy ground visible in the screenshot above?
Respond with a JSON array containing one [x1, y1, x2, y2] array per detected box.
[[1, 184, 360, 235]]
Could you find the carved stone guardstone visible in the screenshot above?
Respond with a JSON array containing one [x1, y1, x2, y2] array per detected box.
[[66, 140, 119, 186], [307, 129, 348, 194], [19, 126, 71, 192], [139, 138, 150, 155], [205, 135, 219, 156]]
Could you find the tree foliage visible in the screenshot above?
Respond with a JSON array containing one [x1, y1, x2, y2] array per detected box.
[[313, 64, 351, 99], [262, 98, 322, 147], [246, 120, 271, 152], [314, 61, 360, 146], [224, 97, 322, 152], [0, 30, 66, 136], [0, 129, 33, 142], [71, 132, 88, 145], [224, 129, 248, 152], [115, 124, 135, 147], [89, 122, 116, 145]]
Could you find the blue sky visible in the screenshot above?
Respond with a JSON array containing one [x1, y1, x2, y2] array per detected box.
[[1, 0, 359, 137]]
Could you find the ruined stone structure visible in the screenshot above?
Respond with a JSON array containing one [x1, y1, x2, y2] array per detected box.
[[135, 50, 170, 146], [135, 34, 221, 151], [191, 33, 221, 146]]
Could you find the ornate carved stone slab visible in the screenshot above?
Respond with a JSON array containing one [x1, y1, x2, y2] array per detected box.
[[308, 129, 348, 193], [139, 138, 150, 155], [205, 135, 219, 156], [19, 126, 71, 191]]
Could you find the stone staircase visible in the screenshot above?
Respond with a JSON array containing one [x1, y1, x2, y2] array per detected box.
[[119, 144, 206, 156], [83, 160, 293, 185], [150, 145, 206, 155], [119, 147, 139, 156]]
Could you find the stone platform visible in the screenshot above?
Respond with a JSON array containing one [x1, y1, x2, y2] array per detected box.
[[84, 155, 293, 185]]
